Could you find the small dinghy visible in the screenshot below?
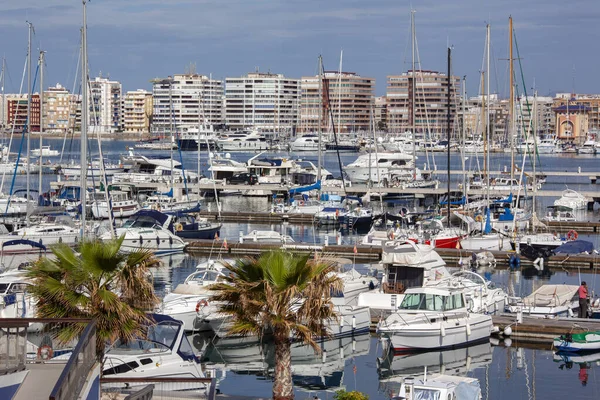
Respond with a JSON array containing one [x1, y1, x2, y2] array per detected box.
[[554, 331, 600, 353]]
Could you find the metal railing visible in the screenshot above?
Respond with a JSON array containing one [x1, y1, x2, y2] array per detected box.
[[124, 384, 155, 400], [0, 319, 28, 375], [49, 320, 97, 400], [101, 377, 217, 400]]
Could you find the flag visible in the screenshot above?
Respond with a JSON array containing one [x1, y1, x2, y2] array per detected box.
[[353, 245, 358, 254], [353, 364, 357, 374], [223, 239, 228, 250], [214, 232, 219, 240]]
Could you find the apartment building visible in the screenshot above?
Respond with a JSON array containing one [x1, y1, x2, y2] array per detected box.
[[298, 71, 374, 134], [387, 70, 460, 138], [151, 73, 223, 135], [121, 89, 152, 134], [6, 94, 40, 132], [554, 93, 600, 135], [224, 72, 299, 134], [89, 76, 122, 133], [44, 83, 79, 133]]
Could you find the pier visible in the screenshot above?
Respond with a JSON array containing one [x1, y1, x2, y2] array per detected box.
[[491, 315, 600, 344]]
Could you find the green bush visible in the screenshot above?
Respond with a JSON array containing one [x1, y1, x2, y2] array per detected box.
[[333, 390, 369, 400]]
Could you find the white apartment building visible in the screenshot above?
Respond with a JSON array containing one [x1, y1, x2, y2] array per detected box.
[[121, 89, 152, 134], [224, 72, 299, 134], [151, 74, 223, 135], [89, 76, 122, 133], [516, 96, 555, 138]]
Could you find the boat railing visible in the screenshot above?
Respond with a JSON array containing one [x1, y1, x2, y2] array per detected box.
[[101, 377, 217, 400]]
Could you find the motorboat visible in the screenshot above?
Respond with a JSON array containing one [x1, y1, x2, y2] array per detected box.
[[377, 286, 493, 352], [395, 218, 467, 249], [513, 232, 566, 253], [173, 216, 221, 240], [216, 130, 269, 151], [394, 374, 482, 400], [247, 153, 295, 184], [100, 210, 186, 255], [160, 259, 231, 332], [0, 270, 37, 320], [554, 331, 600, 353], [505, 284, 580, 318], [338, 207, 374, 232], [554, 189, 590, 211], [541, 205, 577, 222], [333, 268, 379, 306], [177, 125, 219, 151], [0, 218, 79, 253], [344, 152, 416, 185], [142, 193, 202, 214], [103, 314, 205, 380], [207, 153, 248, 182], [31, 145, 59, 156], [577, 139, 597, 154], [314, 205, 347, 226], [90, 190, 140, 219], [289, 134, 323, 152], [59, 159, 124, 178], [240, 230, 295, 244], [113, 153, 197, 184]]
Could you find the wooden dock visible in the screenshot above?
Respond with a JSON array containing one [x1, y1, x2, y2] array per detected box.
[[185, 240, 600, 270], [491, 314, 600, 344]]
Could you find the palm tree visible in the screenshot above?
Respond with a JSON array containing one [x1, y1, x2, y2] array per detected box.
[[27, 236, 159, 360], [210, 250, 343, 400]]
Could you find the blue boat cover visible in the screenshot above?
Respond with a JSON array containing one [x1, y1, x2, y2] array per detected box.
[[553, 240, 594, 255], [494, 193, 513, 204], [132, 209, 170, 227], [2, 239, 47, 250], [289, 180, 321, 195]]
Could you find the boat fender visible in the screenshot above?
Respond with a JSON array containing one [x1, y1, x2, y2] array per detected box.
[[175, 223, 183, 232], [567, 307, 574, 318], [567, 230, 578, 241], [475, 215, 483, 223], [503, 326, 512, 336], [38, 345, 53, 360], [466, 322, 471, 336], [509, 254, 520, 269], [387, 229, 395, 240], [440, 325, 446, 337], [196, 299, 209, 313], [299, 200, 305, 206]]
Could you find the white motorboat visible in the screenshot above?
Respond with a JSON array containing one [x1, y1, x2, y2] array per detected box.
[[217, 130, 269, 151], [377, 286, 493, 352], [395, 374, 482, 400], [207, 153, 248, 181], [0, 270, 37, 319], [160, 259, 231, 332], [577, 139, 597, 154], [247, 153, 295, 184], [91, 190, 140, 219], [333, 268, 379, 306], [240, 230, 295, 244], [541, 205, 577, 222], [0, 219, 79, 253], [103, 314, 205, 381], [505, 284, 580, 318], [554, 189, 589, 211], [177, 125, 219, 151], [142, 194, 202, 214], [462, 140, 484, 154], [289, 135, 324, 152], [515, 232, 566, 252], [100, 210, 186, 255], [460, 233, 509, 251], [113, 153, 197, 184], [344, 152, 416, 185], [59, 159, 124, 178], [31, 145, 59, 157]]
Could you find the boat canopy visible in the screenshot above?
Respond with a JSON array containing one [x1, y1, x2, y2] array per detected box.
[[2, 239, 46, 250], [289, 180, 321, 195], [522, 285, 579, 307], [553, 240, 594, 255]]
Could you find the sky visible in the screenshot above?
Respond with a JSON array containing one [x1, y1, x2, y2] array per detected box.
[[0, 0, 598, 98]]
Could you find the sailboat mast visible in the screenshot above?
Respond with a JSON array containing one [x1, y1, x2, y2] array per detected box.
[[461, 76, 467, 193], [169, 78, 174, 190], [337, 50, 343, 142], [481, 71, 486, 180], [509, 16, 514, 182], [39, 50, 44, 201], [446, 47, 452, 227], [26, 22, 33, 226], [80, 0, 88, 239], [486, 24, 491, 187], [317, 55, 323, 184], [1, 58, 4, 135], [411, 9, 416, 179]]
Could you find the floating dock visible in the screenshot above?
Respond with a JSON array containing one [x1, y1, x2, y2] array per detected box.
[[491, 315, 600, 344]]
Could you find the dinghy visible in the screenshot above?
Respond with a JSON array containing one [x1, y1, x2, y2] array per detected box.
[[554, 331, 600, 353]]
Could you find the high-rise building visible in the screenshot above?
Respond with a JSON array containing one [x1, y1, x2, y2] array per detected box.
[[224, 72, 299, 135], [89, 76, 122, 133], [516, 96, 555, 138], [6, 94, 39, 132], [387, 70, 460, 138], [299, 72, 374, 134], [374, 96, 388, 131], [151, 74, 223, 135], [44, 83, 79, 133], [121, 89, 153, 134]]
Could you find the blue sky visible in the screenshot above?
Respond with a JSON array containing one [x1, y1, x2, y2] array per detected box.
[[0, 1, 597, 97]]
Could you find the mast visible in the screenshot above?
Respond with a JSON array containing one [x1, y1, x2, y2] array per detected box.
[[486, 23, 491, 190], [532, 90, 538, 228], [481, 72, 486, 180], [80, 0, 88, 239], [39, 50, 45, 202], [169, 77, 174, 190], [411, 9, 417, 179], [337, 50, 343, 144], [198, 87, 203, 178], [446, 47, 451, 227], [1, 57, 4, 135], [317, 55, 323, 184], [509, 16, 514, 182], [461, 76, 467, 194], [26, 21, 33, 226]]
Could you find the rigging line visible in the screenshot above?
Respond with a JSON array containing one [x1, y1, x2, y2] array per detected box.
[[414, 33, 435, 171]]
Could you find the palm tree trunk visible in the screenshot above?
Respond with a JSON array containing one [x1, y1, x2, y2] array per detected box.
[[272, 333, 294, 400]]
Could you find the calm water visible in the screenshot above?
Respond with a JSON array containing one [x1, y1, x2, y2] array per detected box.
[[5, 138, 600, 397]]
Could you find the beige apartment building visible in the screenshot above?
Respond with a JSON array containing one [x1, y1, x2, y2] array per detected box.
[[44, 84, 79, 133], [121, 89, 152, 134], [298, 71, 374, 134], [387, 70, 460, 138]]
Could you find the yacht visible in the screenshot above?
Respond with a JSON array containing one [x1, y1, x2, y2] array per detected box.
[[216, 130, 269, 151], [90, 190, 140, 219], [394, 374, 482, 400], [103, 314, 205, 380], [377, 286, 493, 352], [289, 135, 323, 152], [177, 125, 219, 151], [462, 140, 484, 154], [344, 152, 416, 185], [577, 139, 597, 154], [247, 153, 295, 184], [541, 205, 577, 222], [538, 138, 558, 153], [240, 230, 295, 243], [100, 210, 186, 255], [0, 219, 79, 253], [59, 159, 124, 178], [554, 189, 589, 210], [142, 194, 202, 214], [207, 154, 248, 181], [381, 136, 414, 153], [31, 145, 59, 156], [505, 284, 580, 318], [113, 153, 197, 184]]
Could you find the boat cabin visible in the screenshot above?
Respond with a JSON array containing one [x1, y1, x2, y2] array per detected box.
[[399, 287, 466, 312]]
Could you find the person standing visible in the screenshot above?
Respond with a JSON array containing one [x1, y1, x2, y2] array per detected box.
[[578, 281, 589, 318]]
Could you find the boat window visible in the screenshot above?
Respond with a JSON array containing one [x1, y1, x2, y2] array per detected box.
[[399, 293, 446, 311], [444, 293, 465, 310], [413, 388, 441, 400], [0, 283, 9, 294], [103, 361, 140, 376], [177, 333, 198, 362]]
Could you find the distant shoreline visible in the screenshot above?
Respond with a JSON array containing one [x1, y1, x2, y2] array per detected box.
[[0, 132, 147, 140]]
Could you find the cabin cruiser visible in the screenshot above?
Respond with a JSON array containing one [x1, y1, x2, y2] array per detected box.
[[160, 259, 230, 332], [113, 153, 197, 184], [103, 314, 205, 380], [177, 125, 219, 151], [0, 270, 37, 319], [554, 189, 589, 210], [394, 374, 482, 400], [216, 130, 269, 151], [577, 139, 597, 154], [247, 153, 295, 184], [377, 286, 493, 352], [314, 205, 348, 226], [59, 159, 124, 178], [90, 190, 140, 219], [100, 210, 186, 255], [240, 230, 295, 244], [289, 134, 324, 152], [505, 284, 580, 318], [207, 153, 248, 181], [142, 192, 202, 214], [380, 136, 415, 153], [31, 145, 59, 156], [541, 205, 577, 222], [462, 140, 484, 154], [173, 216, 221, 240], [0, 218, 79, 253], [344, 152, 417, 185]]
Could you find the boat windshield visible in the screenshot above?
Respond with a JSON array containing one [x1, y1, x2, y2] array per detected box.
[[122, 216, 160, 229], [0, 283, 9, 294], [412, 388, 441, 400], [110, 321, 180, 354], [399, 293, 465, 311]]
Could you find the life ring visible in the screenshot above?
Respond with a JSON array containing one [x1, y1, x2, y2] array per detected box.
[[175, 223, 183, 232], [299, 200, 305, 206], [38, 345, 53, 360], [195, 299, 209, 313], [567, 230, 578, 241], [475, 215, 483, 223], [387, 229, 395, 240]]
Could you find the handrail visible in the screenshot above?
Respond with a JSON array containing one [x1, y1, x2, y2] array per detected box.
[[49, 320, 97, 400], [100, 377, 217, 400]]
